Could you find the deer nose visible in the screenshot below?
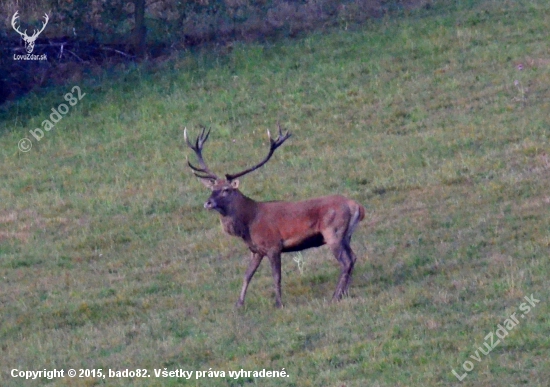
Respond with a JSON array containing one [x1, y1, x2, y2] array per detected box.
[[204, 200, 214, 209]]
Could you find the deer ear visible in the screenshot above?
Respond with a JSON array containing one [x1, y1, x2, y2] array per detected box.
[[230, 179, 239, 189], [199, 178, 216, 190]]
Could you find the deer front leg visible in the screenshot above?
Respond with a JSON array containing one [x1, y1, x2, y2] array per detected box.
[[236, 252, 263, 308], [268, 251, 283, 308]]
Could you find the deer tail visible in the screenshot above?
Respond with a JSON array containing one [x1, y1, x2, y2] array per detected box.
[[345, 201, 365, 243], [357, 203, 365, 222]]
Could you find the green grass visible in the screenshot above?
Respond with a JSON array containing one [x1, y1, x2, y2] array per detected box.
[[1, 0, 550, 386]]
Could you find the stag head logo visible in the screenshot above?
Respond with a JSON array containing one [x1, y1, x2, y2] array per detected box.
[[11, 11, 49, 54]]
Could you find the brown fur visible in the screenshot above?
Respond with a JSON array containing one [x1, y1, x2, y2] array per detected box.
[[203, 179, 365, 308]]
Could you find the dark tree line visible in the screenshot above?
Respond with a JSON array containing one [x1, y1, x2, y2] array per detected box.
[[0, 0, 428, 103]]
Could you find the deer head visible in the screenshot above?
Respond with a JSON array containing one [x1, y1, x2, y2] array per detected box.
[[12, 11, 49, 54], [184, 125, 291, 213]]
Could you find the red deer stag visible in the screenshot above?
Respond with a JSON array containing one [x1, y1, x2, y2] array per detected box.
[[184, 125, 365, 307]]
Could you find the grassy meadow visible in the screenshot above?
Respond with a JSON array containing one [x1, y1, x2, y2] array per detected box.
[[1, 0, 550, 385]]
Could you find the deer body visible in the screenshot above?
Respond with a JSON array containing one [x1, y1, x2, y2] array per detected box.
[[215, 192, 363, 254], [185, 126, 365, 307]]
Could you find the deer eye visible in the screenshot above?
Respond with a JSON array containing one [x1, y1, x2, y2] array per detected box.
[[221, 188, 230, 195]]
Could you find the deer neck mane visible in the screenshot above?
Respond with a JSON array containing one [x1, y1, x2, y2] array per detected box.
[[219, 192, 257, 241]]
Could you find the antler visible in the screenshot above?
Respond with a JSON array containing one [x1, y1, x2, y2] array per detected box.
[[31, 13, 49, 39], [225, 123, 291, 181], [11, 12, 26, 38], [11, 12, 49, 39], [184, 127, 219, 181]]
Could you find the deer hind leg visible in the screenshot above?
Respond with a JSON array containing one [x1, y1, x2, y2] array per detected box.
[[340, 207, 361, 294], [328, 242, 353, 301], [323, 223, 353, 301], [236, 252, 263, 308], [341, 242, 357, 294], [267, 251, 283, 308]]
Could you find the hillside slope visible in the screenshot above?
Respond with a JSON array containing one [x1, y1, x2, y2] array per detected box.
[[1, 1, 549, 386]]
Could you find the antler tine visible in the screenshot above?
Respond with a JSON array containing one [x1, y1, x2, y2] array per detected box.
[[195, 125, 210, 150], [272, 121, 291, 146], [31, 13, 49, 38], [11, 11, 24, 37], [184, 127, 219, 181], [225, 124, 291, 181]]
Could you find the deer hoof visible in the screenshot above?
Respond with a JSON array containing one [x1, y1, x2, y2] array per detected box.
[[331, 294, 342, 302]]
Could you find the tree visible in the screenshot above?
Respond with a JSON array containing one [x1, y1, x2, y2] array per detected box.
[[133, 0, 147, 58]]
